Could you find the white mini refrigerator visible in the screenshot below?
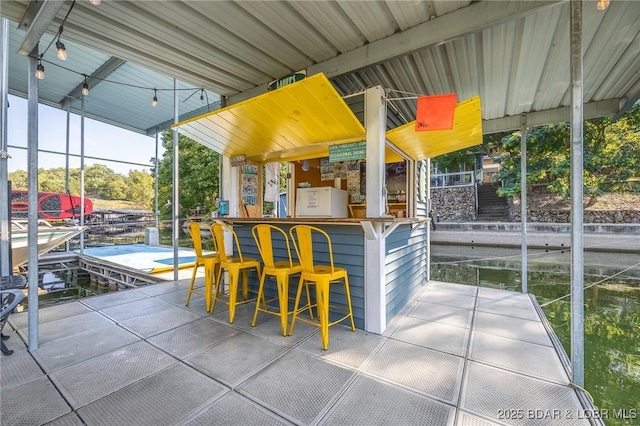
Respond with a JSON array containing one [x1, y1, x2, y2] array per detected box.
[[295, 187, 348, 218]]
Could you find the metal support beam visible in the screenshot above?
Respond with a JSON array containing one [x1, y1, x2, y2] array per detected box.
[[520, 114, 528, 293], [27, 45, 39, 350], [569, 0, 585, 387], [154, 130, 159, 228], [0, 18, 10, 276], [79, 94, 85, 251], [172, 78, 180, 281], [60, 57, 126, 107], [17, 0, 66, 56], [483, 99, 619, 134]]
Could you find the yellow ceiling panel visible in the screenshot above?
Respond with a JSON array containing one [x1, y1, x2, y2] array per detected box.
[[173, 73, 366, 159], [386, 96, 482, 160]]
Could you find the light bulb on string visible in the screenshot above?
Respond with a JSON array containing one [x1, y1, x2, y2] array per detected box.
[[152, 89, 158, 107], [200, 89, 205, 105], [56, 40, 67, 60], [596, 0, 610, 10], [82, 76, 89, 96], [35, 59, 45, 79], [89, 0, 101, 5]]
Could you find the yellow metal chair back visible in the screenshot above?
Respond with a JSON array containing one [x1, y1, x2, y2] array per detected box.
[[250, 224, 308, 335], [185, 221, 220, 312], [211, 221, 261, 323], [289, 225, 355, 350]]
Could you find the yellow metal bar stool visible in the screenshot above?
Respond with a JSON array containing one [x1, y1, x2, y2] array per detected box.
[[251, 224, 313, 336], [289, 225, 355, 350], [185, 221, 220, 312], [211, 222, 262, 323]]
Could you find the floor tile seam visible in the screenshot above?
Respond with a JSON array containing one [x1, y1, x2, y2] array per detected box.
[[406, 312, 473, 330], [352, 332, 392, 372], [464, 356, 571, 387], [463, 359, 579, 393], [473, 308, 540, 322], [471, 328, 553, 348], [111, 311, 209, 340], [475, 307, 551, 324], [242, 323, 320, 350], [412, 299, 475, 312], [356, 368, 459, 406], [386, 333, 468, 358], [471, 328, 558, 350], [424, 288, 479, 298], [399, 313, 475, 332], [452, 289, 480, 426], [174, 389, 296, 426], [193, 344, 297, 392], [233, 386, 310, 426]]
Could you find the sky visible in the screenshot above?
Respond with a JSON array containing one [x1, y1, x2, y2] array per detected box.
[[6, 94, 163, 175]]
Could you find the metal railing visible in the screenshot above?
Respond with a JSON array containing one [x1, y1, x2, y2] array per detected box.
[[430, 171, 475, 188]]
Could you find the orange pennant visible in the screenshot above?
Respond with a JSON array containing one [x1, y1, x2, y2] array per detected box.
[[415, 94, 457, 131]]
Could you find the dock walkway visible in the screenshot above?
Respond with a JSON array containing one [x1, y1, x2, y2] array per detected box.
[[2, 280, 598, 425]]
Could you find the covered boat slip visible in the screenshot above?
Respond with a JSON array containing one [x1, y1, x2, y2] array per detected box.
[[174, 73, 480, 333]]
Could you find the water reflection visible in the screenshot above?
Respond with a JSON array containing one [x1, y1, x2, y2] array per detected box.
[[431, 246, 640, 425]]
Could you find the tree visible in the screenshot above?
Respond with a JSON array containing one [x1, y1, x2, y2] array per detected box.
[[156, 130, 220, 219], [495, 104, 640, 198], [124, 170, 155, 209]]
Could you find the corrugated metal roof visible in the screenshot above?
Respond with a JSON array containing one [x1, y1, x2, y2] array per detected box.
[[387, 96, 483, 160], [2, 0, 639, 144]]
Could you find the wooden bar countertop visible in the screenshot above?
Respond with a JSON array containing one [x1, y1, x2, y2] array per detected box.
[[221, 217, 430, 225]]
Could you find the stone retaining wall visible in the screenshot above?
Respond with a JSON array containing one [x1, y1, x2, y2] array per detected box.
[[508, 200, 640, 223], [430, 187, 476, 221]]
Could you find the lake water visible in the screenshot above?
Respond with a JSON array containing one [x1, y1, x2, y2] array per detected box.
[[431, 245, 640, 426]]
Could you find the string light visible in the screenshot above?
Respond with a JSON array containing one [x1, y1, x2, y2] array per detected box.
[[56, 40, 67, 60], [35, 58, 45, 79], [152, 88, 158, 107], [82, 75, 89, 96], [89, 0, 101, 4], [596, 0, 610, 10], [200, 89, 205, 105]]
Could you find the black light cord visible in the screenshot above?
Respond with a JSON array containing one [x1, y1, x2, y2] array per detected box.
[[40, 0, 76, 59]]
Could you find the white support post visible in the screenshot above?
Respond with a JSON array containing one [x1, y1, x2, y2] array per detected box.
[[363, 86, 387, 334], [172, 79, 180, 281]]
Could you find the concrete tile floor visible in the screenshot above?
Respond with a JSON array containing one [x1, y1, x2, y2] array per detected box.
[[1, 279, 596, 425]]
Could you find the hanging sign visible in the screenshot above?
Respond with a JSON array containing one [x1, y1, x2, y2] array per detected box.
[[267, 70, 307, 91], [329, 141, 366, 163], [415, 93, 457, 131], [230, 155, 246, 167]]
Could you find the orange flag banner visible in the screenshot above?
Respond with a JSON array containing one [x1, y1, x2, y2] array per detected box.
[[415, 94, 457, 131]]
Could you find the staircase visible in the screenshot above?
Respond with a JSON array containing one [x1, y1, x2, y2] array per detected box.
[[476, 184, 509, 221]]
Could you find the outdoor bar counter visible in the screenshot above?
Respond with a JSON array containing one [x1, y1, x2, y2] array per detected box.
[[223, 216, 430, 333]]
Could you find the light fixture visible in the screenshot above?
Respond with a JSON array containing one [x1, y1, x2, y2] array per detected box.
[[35, 59, 45, 79], [56, 40, 67, 60], [596, 0, 610, 10], [89, 0, 101, 5], [152, 89, 158, 107], [200, 89, 205, 105], [82, 75, 89, 96]]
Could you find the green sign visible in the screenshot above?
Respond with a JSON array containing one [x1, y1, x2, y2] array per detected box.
[[267, 70, 307, 91], [329, 141, 366, 162]]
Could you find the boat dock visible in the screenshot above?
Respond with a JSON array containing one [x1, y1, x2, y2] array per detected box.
[[1, 279, 600, 425]]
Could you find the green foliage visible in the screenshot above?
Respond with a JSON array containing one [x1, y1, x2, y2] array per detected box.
[[156, 130, 220, 219], [8, 165, 154, 208], [495, 104, 640, 198]]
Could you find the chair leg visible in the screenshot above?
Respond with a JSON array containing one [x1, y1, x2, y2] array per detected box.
[[185, 263, 199, 306], [343, 275, 356, 331], [204, 264, 214, 312], [251, 272, 267, 327], [228, 270, 239, 323], [241, 269, 249, 300], [317, 279, 330, 350], [304, 281, 314, 320], [1, 339, 13, 356], [288, 275, 305, 336], [276, 275, 288, 336], [211, 267, 224, 314]]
